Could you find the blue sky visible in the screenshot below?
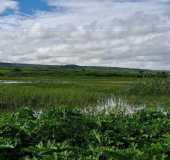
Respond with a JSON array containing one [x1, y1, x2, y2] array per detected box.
[[1, 0, 54, 16], [4, 0, 169, 16], [19, 0, 52, 14], [0, 0, 170, 70]]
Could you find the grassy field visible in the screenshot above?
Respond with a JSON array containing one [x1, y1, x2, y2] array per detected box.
[[0, 64, 170, 159], [0, 76, 169, 112]]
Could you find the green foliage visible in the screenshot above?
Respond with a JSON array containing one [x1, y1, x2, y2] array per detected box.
[[0, 107, 170, 160], [125, 78, 170, 96]]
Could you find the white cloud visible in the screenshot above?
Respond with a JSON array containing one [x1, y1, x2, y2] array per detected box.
[[0, 0, 18, 14], [0, 0, 170, 70]]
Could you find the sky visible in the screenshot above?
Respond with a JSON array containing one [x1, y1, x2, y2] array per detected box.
[[0, 0, 170, 70]]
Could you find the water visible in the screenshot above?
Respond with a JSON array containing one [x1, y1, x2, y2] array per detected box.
[[0, 80, 32, 84], [0, 80, 74, 84]]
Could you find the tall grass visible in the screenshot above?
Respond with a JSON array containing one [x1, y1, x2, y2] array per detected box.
[[0, 82, 116, 112], [0, 78, 170, 112], [118, 78, 170, 109], [125, 78, 170, 96]]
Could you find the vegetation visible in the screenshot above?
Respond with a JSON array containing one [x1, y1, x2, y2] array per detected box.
[[0, 63, 169, 79], [125, 78, 170, 96], [0, 63, 170, 159], [0, 82, 116, 112], [1, 77, 169, 112], [0, 107, 170, 160], [120, 78, 170, 110]]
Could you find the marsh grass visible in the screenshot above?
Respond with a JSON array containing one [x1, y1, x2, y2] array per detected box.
[[0, 82, 117, 112], [0, 77, 170, 112], [117, 78, 170, 110], [125, 78, 170, 96]]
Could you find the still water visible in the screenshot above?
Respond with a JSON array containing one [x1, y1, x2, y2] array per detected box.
[[0, 80, 32, 84]]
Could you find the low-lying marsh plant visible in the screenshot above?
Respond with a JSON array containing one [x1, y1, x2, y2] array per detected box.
[[0, 107, 169, 160]]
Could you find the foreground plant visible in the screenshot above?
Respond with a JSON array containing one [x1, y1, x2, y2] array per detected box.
[[0, 107, 170, 160]]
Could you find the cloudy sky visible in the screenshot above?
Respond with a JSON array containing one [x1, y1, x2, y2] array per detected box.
[[0, 0, 170, 70]]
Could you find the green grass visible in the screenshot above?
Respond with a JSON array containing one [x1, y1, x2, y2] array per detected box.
[[119, 78, 170, 110], [124, 78, 170, 96], [0, 67, 138, 112], [0, 77, 170, 112], [0, 81, 118, 112]]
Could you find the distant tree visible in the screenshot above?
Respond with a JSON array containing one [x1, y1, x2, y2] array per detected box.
[[12, 68, 22, 72], [139, 70, 145, 78], [0, 72, 4, 76], [81, 68, 86, 72], [157, 71, 169, 78], [7, 68, 23, 77]]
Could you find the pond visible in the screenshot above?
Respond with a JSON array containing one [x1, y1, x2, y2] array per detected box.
[[0, 80, 75, 84], [0, 80, 32, 84]]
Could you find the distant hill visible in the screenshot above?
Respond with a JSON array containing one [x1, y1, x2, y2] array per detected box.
[[0, 62, 156, 71], [0, 62, 169, 78], [0, 62, 32, 67]]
